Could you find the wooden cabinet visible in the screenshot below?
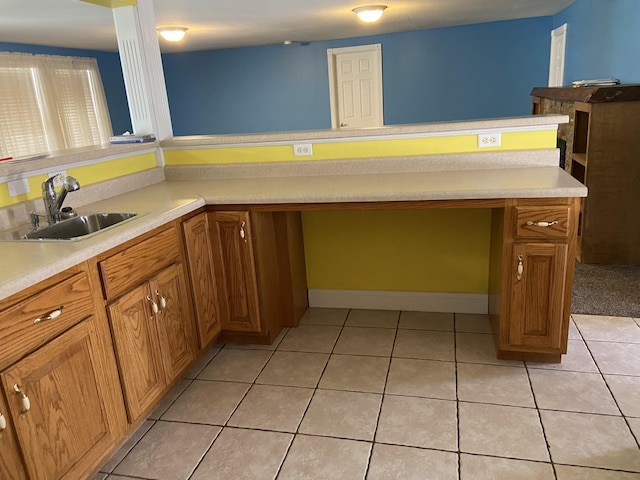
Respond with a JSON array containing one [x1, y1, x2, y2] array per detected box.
[[99, 224, 197, 423], [0, 392, 27, 480], [182, 212, 223, 348], [208, 210, 307, 344], [532, 85, 640, 264], [0, 264, 125, 480], [491, 198, 580, 361]]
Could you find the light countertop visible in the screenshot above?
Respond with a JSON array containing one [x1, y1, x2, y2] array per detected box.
[[0, 162, 586, 302]]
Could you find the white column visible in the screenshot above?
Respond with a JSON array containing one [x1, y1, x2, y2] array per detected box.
[[112, 0, 173, 139]]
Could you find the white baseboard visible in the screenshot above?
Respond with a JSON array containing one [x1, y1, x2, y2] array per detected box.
[[308, 289, 488, 314]]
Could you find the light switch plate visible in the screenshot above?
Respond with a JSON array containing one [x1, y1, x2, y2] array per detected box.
[[8, 178, 30, 197]]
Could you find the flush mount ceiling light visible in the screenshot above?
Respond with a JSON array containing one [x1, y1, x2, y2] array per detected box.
[[353, 5, 387, 23], [157, 27, 188, 42]]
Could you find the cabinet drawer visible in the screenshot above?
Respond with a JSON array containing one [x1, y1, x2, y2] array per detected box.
[[0, 272, 93, 369], [514, 206, 570, 239], [99, 225, 180, 300]]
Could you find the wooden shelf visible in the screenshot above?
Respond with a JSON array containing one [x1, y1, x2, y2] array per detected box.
[[571, 153, 587, 166]]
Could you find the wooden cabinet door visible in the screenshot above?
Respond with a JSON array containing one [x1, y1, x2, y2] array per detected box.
[[107, 283, 165, 423], [0, 392, 27, 480], [1, 318, 119, 480], [210, 211, 261, 332], [507, 242, 568, 350], [152, 264, 198, 384], [182, 213, 223, 348]]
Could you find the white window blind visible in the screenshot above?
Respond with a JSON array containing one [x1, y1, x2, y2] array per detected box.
[[0, 52, 113, 159]]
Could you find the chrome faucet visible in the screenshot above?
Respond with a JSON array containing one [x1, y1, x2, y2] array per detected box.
[[41, 174, 80, 225]]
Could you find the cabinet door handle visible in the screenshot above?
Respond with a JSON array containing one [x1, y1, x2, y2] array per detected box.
[[0, 412, 6, 432], [13, 385, 30, 416], [156, 290, 167, 310], [239, 221, 247, 242], [526, 221, 558, 227], [33, 305, 64, 324], [147, 295, 159, 315], [516, 255, 524, 281]]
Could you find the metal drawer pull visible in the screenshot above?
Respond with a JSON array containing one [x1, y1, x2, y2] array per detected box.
[[239, 221, 246, 241], [0, 412, 6, 431], [516, 255, 524, 281], [33, 305, 64, 324], [147, 295, 159, 315], [526, 221, 558, 227], [13, 385, 30, 416], [156, 290, 167, 310]]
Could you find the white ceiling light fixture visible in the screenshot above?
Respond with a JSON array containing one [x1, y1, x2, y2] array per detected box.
[[353, 5, 387, 23], [157, 27, 188, 42]]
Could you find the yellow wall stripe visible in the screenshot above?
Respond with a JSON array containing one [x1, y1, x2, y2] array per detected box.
[[0, 152, 156, 207], [164, 130, 557, 165]]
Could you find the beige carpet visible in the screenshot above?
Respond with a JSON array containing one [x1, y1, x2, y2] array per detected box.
[[571, 262, 640, 318]]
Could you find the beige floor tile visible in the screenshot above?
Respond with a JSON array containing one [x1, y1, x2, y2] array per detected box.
[[256, 351, 329, 388], [459, 454, 555, 480], [457, 363, 534, 407], [385, 358, 456, 400], [541, 410, 640, 471], [90, 474, 107, 480], [105, 476, 148, 480], [191, 427, 293, 480], [197, 348, 272, 382], [318, 354, 390, 393], [367, 444, 458, 480], [334, 326, 396, 356], [99, 420, 154, 473], [299, 307, 349, 326], [573, 315, 640, 343], [555, 465, 640, 480], [225, 327, 289, 350], [588, 341, 640, 376], [628, 418, 640, 442], [376, 395, 457, 451], [568, 318, 582, 339], [459, 402, 549, 461], [228, 384, 313, 432], [147, 378, 191, 420], [160, 380, 250, 425], [455, 313, 492, 334], [527, 339, 598, 373], [455, 332, 523, 366], [184, 347, 220, 379], [277, 324, 342, 353], [277, 435, 371, 480], [299, 389, 382, 441], [398, 311, 453, 331], [345, 309, 399, 328], [529, 369, 619, 415], [113, 421, 220, 480], [392, 329, 454, 361]]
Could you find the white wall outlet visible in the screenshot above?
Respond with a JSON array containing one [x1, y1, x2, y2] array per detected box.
[[478, 132, 501, 148], [293, 143, 313, 156], [7, 178, 30, 197], [48, 171, 67, 188]]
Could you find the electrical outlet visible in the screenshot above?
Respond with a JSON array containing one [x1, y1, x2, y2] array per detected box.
[[48, 171, 67, 188], [293, 143, 313, 156], [7, 178, 30, 197], [478, 132, 501, 148]]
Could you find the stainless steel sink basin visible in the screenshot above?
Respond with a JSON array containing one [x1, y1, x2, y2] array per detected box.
[[18, 212, 138, 241]]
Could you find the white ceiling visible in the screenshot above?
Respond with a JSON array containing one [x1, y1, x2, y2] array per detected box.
[[0, 0, 574, 53]]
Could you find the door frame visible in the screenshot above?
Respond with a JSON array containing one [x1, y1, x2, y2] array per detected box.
[[327, 43, 383, 129], [548, 23, 567, 87]]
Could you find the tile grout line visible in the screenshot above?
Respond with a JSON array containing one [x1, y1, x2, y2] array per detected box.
[[453, 313, 462, 479]]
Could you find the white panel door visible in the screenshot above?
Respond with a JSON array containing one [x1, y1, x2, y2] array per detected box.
[[548, 24, 567, 87], [328, 44, 383, 129]]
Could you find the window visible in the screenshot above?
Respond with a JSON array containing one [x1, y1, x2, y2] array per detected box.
[[0, 52, 113, 159]]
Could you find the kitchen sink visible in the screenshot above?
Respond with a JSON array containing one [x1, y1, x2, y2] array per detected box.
[[2, 212, 139, 241]]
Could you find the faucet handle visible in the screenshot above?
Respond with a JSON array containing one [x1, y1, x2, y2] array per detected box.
[[30, 211, 45, 230]]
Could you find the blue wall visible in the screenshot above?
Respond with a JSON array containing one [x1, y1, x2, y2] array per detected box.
[[0, 42, 130, 135], [162, 17, 552, 136], [553, 0, 640, 84]]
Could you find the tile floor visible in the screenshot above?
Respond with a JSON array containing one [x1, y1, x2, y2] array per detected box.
[[93, 308, 640, 480]]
